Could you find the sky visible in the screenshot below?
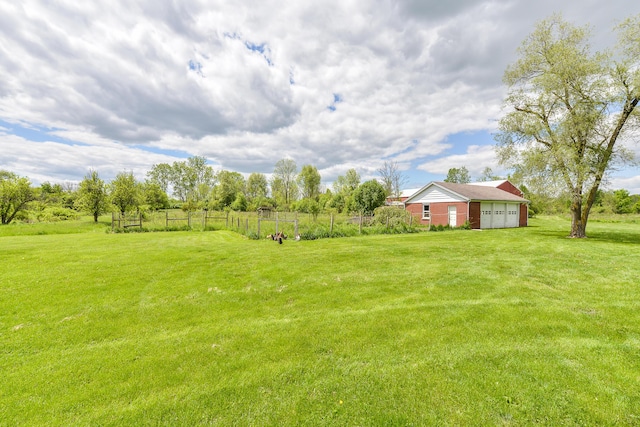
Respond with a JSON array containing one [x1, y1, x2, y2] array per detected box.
[[2, 0, 640, 193]]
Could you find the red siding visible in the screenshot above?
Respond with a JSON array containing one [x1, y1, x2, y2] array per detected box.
[[406, 202, 468, 226], [519, 203, 528, 226], [496, 181, 524, 197], [469, 202, 481, 229]]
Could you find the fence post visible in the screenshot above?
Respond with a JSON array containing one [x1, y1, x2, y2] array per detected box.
[[275, 212, 279, 234], [111, 212, 114, 232], [330, 214, 334, 235], [257, 218, 261, 237], [225, 211, 229, 227], [359, 215, 363, 234], [188, 211, 191, 228], [294, 219, 298, 236]]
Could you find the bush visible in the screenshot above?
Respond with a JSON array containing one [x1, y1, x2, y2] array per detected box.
[[428, 222, 471, 232], [372, 206, 413, 227], [36, 207, 80, 222]]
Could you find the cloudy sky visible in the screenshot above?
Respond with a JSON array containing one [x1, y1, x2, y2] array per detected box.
[[2, 0, 640, 192]]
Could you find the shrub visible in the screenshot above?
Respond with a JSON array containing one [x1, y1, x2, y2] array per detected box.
[[36, 207, 80, 222]]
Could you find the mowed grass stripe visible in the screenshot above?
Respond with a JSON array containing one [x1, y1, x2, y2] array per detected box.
[[1, 217, 639, 425]]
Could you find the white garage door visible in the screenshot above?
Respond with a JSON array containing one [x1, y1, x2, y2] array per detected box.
[[480, 203, 519, 229], [506, 204, 520, 228]]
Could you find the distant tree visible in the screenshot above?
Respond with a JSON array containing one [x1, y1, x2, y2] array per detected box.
[[211, 170, 245, 209], [146, 163, 173, 193], [333, 168, 360, 196], [327, 192, 346, 213], [230, 192, 248, 211], [148, 156, 215, 202], [271, 159, 298, 207], [353, 180, 387, 215], [478, 167, 502, 182], [297, 164, 321, 200], [246, 173, 268, 202], [613, 189, 634, 214], [0, 170, 34, 225], [39, 182, 64, 204], [496, 14, 640, 238], [377, 161, 407, 198], [142, 180, 169, 211], [75, 170, 109, 222], [110, 171, 142, 215], [444, 167, 471, 184]]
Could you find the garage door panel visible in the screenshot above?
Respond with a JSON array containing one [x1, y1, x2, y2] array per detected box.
[[481, 202, 517, 229]]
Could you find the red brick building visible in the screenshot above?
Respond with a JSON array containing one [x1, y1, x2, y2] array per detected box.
[[403, 180, 529, 229]]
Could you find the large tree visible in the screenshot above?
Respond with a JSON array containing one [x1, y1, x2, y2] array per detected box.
[[496, 14, 640, 238], [332, 168, 360, 196], [271, 158, 298, 207], [211, 170, 245, 209], [110, 171, 142, 215], [246, 173, 268, 200], [245, 172, 269, 211], [75, 170, 109, 222], [147, 156, 215, 202], [297, 164, 321, 200], [0, 170, 34, 224]]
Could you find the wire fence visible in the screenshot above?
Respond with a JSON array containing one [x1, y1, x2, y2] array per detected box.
[[111, 209, 423, 239]]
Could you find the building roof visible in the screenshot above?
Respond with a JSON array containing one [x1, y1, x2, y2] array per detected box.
[[399, 188, 420, 198], [404, 180, 528, 204]]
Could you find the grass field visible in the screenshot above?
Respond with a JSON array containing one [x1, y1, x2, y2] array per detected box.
[[1, 216, 639, 425]]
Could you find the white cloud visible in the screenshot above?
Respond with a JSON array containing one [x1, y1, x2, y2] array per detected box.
[[416, 144, 499, 177], [1, 0, 639, 189]]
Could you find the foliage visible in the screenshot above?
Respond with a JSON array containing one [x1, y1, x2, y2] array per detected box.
[[332, 168, 360, 196], [141, 180, 170, 211], [271, 158, 298, 208], [478, 167, 502, 182], [230, 192, 248, 212], [246, 172, 268, 203], [429, 221, 471, 231], [297, 164, 321, 200], [148, 156, 215, 202], [496, 14, 640, 238], [35, 206, 80, 222], [109, 171, 142, 214], [444, 166, 471, 183], [0, 170, 35, 225], [211, 170, 246, 210], [294, 198, 321, 219], [353, 180, 387, 215], [75, 170, 110, 222], [372, 205, 413, 227]]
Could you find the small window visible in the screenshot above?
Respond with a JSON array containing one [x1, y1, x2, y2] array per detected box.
[[422, 204, 430, 219]]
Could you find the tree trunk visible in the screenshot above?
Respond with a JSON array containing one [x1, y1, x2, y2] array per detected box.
[[569, 194, 587, 238]]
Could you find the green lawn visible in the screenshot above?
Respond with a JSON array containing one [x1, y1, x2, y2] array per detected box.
[[1, 217, 639, 425]]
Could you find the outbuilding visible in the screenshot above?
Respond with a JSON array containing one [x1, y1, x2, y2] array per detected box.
[[403, 180, 529, 229]]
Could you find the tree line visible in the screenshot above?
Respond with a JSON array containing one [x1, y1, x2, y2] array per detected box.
[[0, 158, 406, 225], [4, 13, 640, 238]]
